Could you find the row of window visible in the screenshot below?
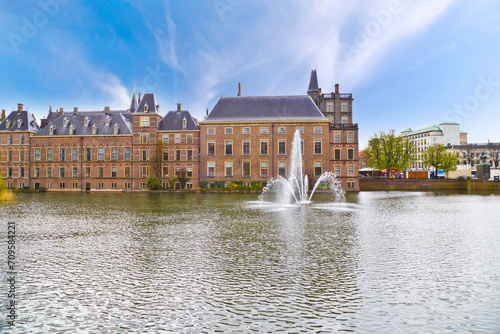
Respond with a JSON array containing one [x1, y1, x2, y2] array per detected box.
[[325, 101, 349, 113], [140, 133, 194, 144], [1, 134, 26, 145], [205, 161, 355, 178], [206, 140, 323, 155], [38, 181, 194, 190], [207, 126, 324, 135], [32, 147, 131, 162]]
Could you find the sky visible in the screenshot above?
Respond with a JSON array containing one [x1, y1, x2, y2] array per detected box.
[[1, 0, 500, 148]]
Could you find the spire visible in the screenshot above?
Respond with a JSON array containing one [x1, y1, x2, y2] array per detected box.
[[307, 67, 319, 92], [130, 86, 138, 113]]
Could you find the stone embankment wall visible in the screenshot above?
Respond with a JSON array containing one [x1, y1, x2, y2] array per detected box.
[[360, 179, 500, 191]]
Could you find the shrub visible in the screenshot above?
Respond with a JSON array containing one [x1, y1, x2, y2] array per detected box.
[[200, 181, 209, 189], [214, 180, 225, 189], [169, 177, 177, 188], [225, 182, 240, 190], [146, 177, 162, 190]]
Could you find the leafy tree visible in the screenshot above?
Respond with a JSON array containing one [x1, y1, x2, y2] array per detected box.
[[177, 167, 190, 189], [365, 130, 416, 178], [146, 177, 162, 190], [487, 142, 500, 168], [150, 139, 164, 178], [423, 144, 458, 178]]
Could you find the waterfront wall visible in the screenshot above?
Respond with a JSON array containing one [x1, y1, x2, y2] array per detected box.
[[360, 179, 500, 191]]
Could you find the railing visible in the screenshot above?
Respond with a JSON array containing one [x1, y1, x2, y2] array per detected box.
[[330, 123, 358, 129]]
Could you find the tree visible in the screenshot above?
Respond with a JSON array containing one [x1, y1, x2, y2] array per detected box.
[[365, 130, 416, 178], [423, 144, 458, 178], [146, 177, 162, 190], [150, 140, 164, 178], [464, 144, 474, 167], [487, 142, 500, 168], [177, 167, 190, 189]]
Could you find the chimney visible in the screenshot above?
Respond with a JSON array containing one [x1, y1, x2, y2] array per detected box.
[[17, 103, 23, 112], [104, 106, 110, 114], [41, 119, 48, 129], [318, 88, 322, 95], [57, 108, 64, 118], [73, 107, 78, 116], [138, 93, 141, 104], [335, 84, 339, 93], [206, 107, 209, 117], [237, 82, 241, 97], [177, 103, 181, 113], [49, 106, 52, 112], [1, 110, 5, 122]]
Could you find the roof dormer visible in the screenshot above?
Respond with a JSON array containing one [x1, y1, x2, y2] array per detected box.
[[92, 124, 98, 135], [69, 125, 76, 135], [113, 123, 120, 134], [5, 119, 11, 128], [105, 116, 112, 127], [182, 117, 187, 129], [17, 119, 23, 128], [63, 117, 70, 127], [49, 125, 56, 135], [144, 103, 148, 112], [84, 117, 90, 127]]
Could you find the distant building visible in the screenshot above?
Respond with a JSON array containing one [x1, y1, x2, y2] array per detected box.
[[400, 122, 467, 168]]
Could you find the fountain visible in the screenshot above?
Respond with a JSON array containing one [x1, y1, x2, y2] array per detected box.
[[259, 129, 345, 205]]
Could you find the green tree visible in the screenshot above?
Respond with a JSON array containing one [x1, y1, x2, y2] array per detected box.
[[177, 167, 189, 189], [365, 130, 416, 178], [150, 139, 164, 178], [146, 177, 162, 190], [423, 144, 458, 178]]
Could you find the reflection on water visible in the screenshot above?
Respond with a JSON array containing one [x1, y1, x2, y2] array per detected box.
[[1, 192, 499, 332]]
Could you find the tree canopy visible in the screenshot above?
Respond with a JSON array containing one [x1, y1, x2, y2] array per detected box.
[[423, 144, 458, 176], [150, 139, 164, 178], [364, 130, 416, 176]]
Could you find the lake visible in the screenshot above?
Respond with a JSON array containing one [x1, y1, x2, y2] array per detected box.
[[1, 191, 499, 333]]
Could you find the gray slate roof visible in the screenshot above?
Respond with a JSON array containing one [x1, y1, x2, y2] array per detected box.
[[35, 111, 133, 136], [135, 93, 159, 113], [130, 92, 138, 113], [158, 110, 199, 131], [204, 96, 326, 122], [308, 68, 319, 92], [0, 110, 40, 132]]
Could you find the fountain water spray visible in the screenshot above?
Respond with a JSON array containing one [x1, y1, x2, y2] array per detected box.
[[259, 129, 345, 204]]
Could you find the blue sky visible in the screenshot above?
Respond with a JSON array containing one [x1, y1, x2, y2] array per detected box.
[[1, 0, 500, 148]]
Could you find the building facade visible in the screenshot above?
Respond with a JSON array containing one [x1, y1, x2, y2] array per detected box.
[[1, 69, 359, 191]]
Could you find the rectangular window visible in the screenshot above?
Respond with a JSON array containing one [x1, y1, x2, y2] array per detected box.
[[335, 165, 341, 177], [225, 141, 233, 155], [335, 149, 341, 160], [60, 182, 65, 189], [314, 127, 322, 134], [98, 182, 104, 189], [85, 167, 91, 177], [19, 149, 24, 162], [187, 150, 192, 161], [334, 132, 340, 143], [347, 132, 354, 143], [175, 167, 180, 177], [327, 102, 333, 112], [175, 133, 181, 144], [72, 148, 78, 161], [60, 148, 66, 161], [208, 141, 215, 155], [296, 127, 304, 134], [35, 148, 41, 161], [111, 167, 117, 178], [162, 166, 168, 177], [243, 140, 250, 155], [140, 149, 149, 161], [207, 161, 215, 177], [98, 167, 104, 178], [341, 102, 348, 112], [19, 167, 24, 178], [348, 165, 354, 177], [341, 115, 348, 124], [140, 133, 150, 144], [260, 140, 268, 155], [7, 167, 12, 178], [314, 140, 322, 154], [7, 150, 12, 162], [124, 147, 131, 161], [140, 182, 146, 189], [8, 134, 13, 145], [124, 182, 130, 189], [34, 167, 40, 177], [260, 161, 268, 177], [278, 140, 286, 155], [278, 161, 286, 177], [72, 167, 78, 178], [46, 182, 52, 189], [59, 167, 65, 178], [260, 127, 268, 134], [47, 148, 53, 161], [124, 166, 131, 178], [163, 150, 169, 161], [111, 147, 117, 161], [111, 182, 117, 189], [47, 167, 52, 178], [207, 128, 215, 135], [140, 166, 149, 178], [225, 128, 233, 134], [348, 181, 355, 189], [225, 161, 233, 177], [187, 133, 193, 144], [175, 150, 181, 161], [242, 127, 250, 134], [348, 149, 354, 160], [300, 140, 304, 155], [243, 161, 250, 177], [162, 133, 169, 144], [187, 166, 193, 177], [278, 127, 286, 134], [85, 147, 91, 161], [98, 147, 104, 161], [140, 116, 150, 127], [314, 161, 322, 177]]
